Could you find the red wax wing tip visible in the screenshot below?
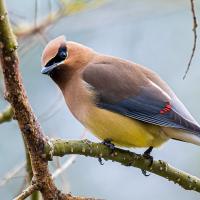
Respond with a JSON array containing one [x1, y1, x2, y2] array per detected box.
[[165, 104, 171, 109], [160, 102, 172, 114]]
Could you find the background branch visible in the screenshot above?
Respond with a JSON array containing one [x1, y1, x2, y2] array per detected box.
[[0, 0, 95, 199], [14, 0, 104, 39], [0, 161, 26, 187], [13, 184, 39, 200], [25, 149, 40, 200], [183, 0, 198, 79]]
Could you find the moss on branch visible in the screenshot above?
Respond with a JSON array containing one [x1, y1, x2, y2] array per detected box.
[[45, 139, 200, 193], [0, 105, 13, 123]]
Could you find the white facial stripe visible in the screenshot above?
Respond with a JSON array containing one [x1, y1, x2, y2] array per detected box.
[[41, 60, 65, 75]]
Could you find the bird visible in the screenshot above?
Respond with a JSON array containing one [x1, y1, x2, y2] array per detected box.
[[41, 35, 200, 157]]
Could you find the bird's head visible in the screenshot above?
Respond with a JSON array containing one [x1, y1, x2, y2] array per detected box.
[[41, 36, 95, 79]]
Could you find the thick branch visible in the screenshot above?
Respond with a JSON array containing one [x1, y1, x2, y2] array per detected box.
[[46, 139, 200, 193], [0, 1, 93, 199], [0, 1, 63, 198]]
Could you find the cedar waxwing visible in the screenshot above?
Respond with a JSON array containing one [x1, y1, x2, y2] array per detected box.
[[41, 36, 200, 153]]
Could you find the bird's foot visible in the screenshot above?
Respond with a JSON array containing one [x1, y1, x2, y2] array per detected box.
[[98, 157, 104, 165], [141, 146, 153, 177], [97, 139, 115, 165], [102, 139, 115, 152]]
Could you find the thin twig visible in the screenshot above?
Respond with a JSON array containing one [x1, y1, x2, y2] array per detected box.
[[0, 106, 13, 124], [52, 129, 87, 179], [34, 0, 38, 28], [183, 0, 198, 79], [14, 0, 106, 39], [52, 155, 77, 179], [15, 177, 28, 199], [53, 156, 70, 192], [18, 37, 37, 57], [48, 0, 52, 19], [0, 161, 26, 187], [13, 184, 39, 200], [38, 91, 63, 122]]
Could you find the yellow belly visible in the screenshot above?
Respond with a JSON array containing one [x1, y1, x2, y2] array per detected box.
[[85, 107, 169, 148]]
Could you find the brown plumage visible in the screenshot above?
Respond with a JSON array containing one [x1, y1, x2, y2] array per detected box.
[[41, 35, 200, 148]]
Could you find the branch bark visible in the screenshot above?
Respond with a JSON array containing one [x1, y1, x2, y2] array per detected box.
[[0, 1, 94, 199], [13, 184, 39, 200], [25, 148, 40, 200], [45, 139, 200, 193]]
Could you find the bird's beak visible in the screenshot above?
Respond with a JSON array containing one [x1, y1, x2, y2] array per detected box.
[[41, 61, 65, 75]]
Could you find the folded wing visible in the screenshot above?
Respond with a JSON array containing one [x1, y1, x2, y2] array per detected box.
[[82, 59, 200, 135]]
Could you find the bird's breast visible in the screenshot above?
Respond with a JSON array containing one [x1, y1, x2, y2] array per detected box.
[[84, 107, 169, 147], [62, 73, 168, 148], [62, 74, 96, 124]]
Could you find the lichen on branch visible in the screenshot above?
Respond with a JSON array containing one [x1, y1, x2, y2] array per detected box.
[[45, 139, 200, 193], [0, 105, 13, 123]]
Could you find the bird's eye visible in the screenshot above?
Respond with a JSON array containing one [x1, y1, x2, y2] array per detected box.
[[58, 50, 67, 59], [57, 45, 67, 60]]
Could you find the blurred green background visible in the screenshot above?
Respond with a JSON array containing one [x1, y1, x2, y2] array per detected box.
[[0, 0, 200, 199]]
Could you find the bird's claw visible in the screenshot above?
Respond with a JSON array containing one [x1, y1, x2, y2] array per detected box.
[[98, 157, 104, 165], [141, 146, 154, 177], [142, 169, 151, 176], [102, 139, 115, 152], [97, 139, 115, 165]]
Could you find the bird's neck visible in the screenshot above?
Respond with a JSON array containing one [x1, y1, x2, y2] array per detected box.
[[50, 68, 75, 91]]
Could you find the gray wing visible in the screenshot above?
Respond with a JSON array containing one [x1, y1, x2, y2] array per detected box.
[[82, 59, 200, 134]]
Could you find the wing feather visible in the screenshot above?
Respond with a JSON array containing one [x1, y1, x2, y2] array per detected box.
[[82, 58, 200, 134]]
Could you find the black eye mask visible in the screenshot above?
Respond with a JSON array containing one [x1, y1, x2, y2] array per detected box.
[[41, 44, 68, 75], [45, 45, 68, 68]]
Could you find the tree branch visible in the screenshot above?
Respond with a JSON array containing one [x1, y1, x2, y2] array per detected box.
[[13, 184, 39, 200], [14, 0, 104, 39], [0, 105, 13, 124], [183, 0, 198, 79], [0, 0, 94, 199], [45, 139, 200, 193], [25, 147, 40, 200], [0, 161, 26, 187], [52, 155, 77, 179]]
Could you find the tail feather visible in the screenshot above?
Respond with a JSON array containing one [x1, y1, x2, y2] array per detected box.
[[162, 127, 200, 146]]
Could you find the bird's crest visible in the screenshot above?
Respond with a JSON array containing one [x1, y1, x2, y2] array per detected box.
[[41, 35, 66, 67]]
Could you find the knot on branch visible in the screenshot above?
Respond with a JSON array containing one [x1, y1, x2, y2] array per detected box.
[[0, 11, 7, 21], [23, 123, 32, 134], [45, 137, 55, 160], [4, 91, 11, 101]]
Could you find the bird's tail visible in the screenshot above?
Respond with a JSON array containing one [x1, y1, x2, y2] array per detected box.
[[162, 127, 200, 146]]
